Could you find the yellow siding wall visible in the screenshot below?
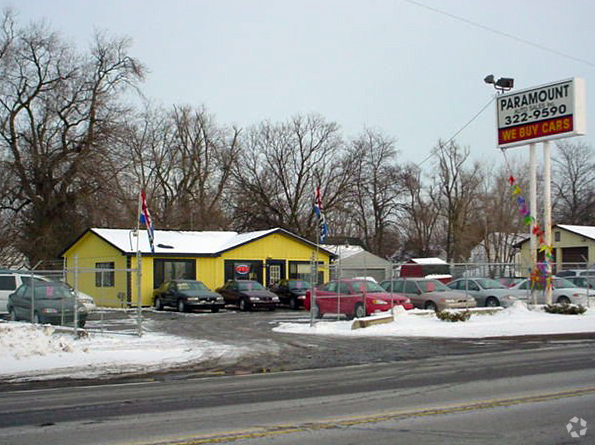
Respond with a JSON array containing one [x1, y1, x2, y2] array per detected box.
[[518, 228, 595, 269], [63, 232, 129, 308]]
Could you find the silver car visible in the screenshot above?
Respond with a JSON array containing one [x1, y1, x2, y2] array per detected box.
[[448, 277, 526, 307], [510, 278, 590, 306], [380, 278, 476, 311]]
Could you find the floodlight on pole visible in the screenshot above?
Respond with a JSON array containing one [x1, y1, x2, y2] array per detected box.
[[484, 74, 514, 93]]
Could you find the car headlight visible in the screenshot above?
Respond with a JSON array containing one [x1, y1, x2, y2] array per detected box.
[[250, 297, 261, 301], [42, 308, 58, 314], [272, 296, 279, 302], [372, 299, 388, 305], [188, 297, 199, 301], [78, 306, 87, 312], [442, 298, 456, 303], [503, 295, 516, 300], [216, 296, 224, 301], [404, 298, 411, 304]]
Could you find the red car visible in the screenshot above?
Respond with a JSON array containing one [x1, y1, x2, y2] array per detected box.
[[304, 279, 413, 319]]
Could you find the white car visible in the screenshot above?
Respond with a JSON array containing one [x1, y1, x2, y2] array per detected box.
[[510, 278, 590, 306]]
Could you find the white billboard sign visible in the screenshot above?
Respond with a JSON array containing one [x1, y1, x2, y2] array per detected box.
[[496, 77, 586, 149]]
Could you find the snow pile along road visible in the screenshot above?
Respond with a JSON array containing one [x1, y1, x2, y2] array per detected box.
[[0, 322, 250, 382], [273, 303, 595, 338]]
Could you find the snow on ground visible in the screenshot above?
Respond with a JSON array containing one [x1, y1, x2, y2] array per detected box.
[[1, 303, 594, 383], [0, 322, 251, 383], [274, 303, 595, 338]]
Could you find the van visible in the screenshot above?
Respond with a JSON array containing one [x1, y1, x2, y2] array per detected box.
[[0, 271, 49, 313]]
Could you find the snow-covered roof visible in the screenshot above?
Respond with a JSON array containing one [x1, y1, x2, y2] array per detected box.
[[557, 224, 595, 241], [321, 244, 365, 259], [408, 257, 447, 265], [88, 227, 306, 256]]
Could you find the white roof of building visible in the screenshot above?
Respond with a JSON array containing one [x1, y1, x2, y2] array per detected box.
[[90, 227, 281, 255], [557, 225, 595, 240], [321, 244, 365, 259], [408, 257, 447, 265]]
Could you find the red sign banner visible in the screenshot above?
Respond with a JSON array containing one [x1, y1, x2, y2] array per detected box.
[[498, 116, 574, 146]]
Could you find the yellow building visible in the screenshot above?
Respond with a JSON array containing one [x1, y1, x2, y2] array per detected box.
[[515, 224, 595, 271], [61, 227, 334, 308]]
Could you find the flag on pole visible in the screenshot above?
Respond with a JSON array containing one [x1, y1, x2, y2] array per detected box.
[[314, 187, 329, 243], [139, 190, 155, 253]]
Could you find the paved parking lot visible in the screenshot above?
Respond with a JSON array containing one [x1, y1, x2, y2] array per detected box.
[[81, 306, 589, 375]]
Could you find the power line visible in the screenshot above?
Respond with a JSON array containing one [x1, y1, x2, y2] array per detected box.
[[416, 95, 495, 167], [404, 0, 595, 69]]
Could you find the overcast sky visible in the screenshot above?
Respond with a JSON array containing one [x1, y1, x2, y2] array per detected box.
[[7, 0, 595, 167]]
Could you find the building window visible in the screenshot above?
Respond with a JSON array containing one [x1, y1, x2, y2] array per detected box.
[[153, 259, 196, 289], [555, 231, 561, 242], [96, 262, 115, 287], [289, 261, 323, 284]]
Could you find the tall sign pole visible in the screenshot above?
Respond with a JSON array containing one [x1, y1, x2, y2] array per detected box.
[[495, 77, 586, 303], [529, 143, 537, 303]]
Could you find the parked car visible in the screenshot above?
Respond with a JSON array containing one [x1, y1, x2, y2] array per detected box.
[[304, 279, 413, 319], [7, 281, 88, 327], [269, 279, 311, 309], [380, 278, 476, 311], [1, 270, 96, 314], [153, 279, 225, 313], [566, 276, 595, 291], [510, 278, 591, 306], [447, 277, 526, 307], [498, 277, 526, 288], [216, 280, 279, 311], [0, 270, 48, 313], [555, 269, 595, 278]]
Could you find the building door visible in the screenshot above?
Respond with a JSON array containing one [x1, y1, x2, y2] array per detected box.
[[266, 260, 285, 286]]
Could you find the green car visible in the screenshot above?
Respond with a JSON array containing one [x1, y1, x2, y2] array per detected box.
[[7, 281, 88, 327]]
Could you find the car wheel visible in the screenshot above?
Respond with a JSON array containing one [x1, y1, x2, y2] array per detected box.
[[557, 296, 571, 305], [8, 307, 18, 321], [353, 303, 366, 319], [154, 297, 163, 311], [424, 301, 438, 311], [289, 297, 299, 310], [485, 297, 500, 307], [211, 307, 220, 313], [78, 319, 86, 328], [239, 297, 249, 312], [269, 306, 276, 311], [178, 299, 187, 312], [33, 311, 42, 324]]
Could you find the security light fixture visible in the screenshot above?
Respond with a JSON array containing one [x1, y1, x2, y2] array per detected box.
[[484, 74, 514, 92]]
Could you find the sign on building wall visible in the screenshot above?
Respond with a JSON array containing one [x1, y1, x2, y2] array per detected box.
[[496, 77, 586, 149]]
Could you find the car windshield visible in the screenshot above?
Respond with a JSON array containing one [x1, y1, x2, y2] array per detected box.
[[178, 281, 209, 291], [238, 281, 264, 291], [29, 284, 73, 300], [351, 280, 386, 293], [475, 278, 506, 289], [418, 280, 450, 292], [288, 280, 311, 290], [553, 278, 580, 289]]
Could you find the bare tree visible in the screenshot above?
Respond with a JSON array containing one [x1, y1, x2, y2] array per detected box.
[[433, 140, 482, 262], [0, 11, 145, 263], [346, 129, 402, 257], [229, 114, 353, 240], [396, 164, 442, 259], [552, 140, 595, 225]]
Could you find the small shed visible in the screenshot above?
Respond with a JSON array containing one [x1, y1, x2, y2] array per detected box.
[[324, 244, 392, 283]]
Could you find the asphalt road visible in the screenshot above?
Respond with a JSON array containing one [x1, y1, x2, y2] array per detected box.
[[1, 344, 594, 444]]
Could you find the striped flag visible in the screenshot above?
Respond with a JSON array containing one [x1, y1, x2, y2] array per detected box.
[[314, 187, 329, 243], [139, 190, 155, 253]]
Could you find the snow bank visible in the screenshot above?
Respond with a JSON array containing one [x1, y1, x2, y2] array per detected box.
[[0, 322, 249, 382], [274, 303, 595, 338]]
